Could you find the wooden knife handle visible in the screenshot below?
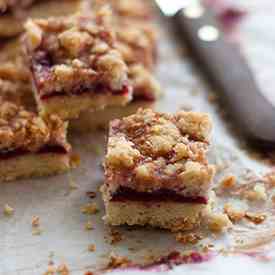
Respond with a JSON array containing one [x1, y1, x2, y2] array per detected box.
[[174, 6, 275, 147]]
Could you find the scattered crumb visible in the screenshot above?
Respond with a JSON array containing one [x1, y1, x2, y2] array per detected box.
[[70, 153, 81, 168], [207, 212, 233, 232], [175, 232, 203, 245], [3, 204, 14, 216], [109, 228, 123, 245], [44, 264, 56, 275], [87, 191, 97, 199], [81, 202, 99, 215], [85, 220, 94, 231], [220, 175, 236, 189], [223, 203, 245, 223], [57, 263, 70, 275], [88, 244, 96, 252], [32, 216, 40, 227], [32, 227, 43, 236], [107, 253, 131, 269], [245, 212, 267, 225], [69, 178, 78, 190], [245, 184, 267, 201]]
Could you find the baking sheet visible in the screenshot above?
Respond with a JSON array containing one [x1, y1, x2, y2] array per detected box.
[[1, 0, 275, 274]]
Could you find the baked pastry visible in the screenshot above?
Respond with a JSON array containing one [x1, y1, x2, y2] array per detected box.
[[0, 97, 72, 181], [23, 8, 132, 120], [0, 0, 82, 38], [0, 38, 72, 181], [70, 0, 160, 131], [102, 109, 216, 231]]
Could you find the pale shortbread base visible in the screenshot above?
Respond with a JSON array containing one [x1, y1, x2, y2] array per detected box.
[[37, 92, 131, 120], [102, 189, 206, 231], [70, 100, 155, 132], [0, 153, 71, 182]]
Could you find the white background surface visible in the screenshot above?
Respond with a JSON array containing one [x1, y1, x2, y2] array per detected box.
[[1, 0, 275, 274]]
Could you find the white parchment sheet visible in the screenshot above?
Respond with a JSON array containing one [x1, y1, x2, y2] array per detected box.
[[1, 1, 275, 274]]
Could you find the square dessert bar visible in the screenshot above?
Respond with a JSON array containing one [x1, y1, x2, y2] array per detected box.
[[0, 78, 72, 181], [23, 9, 132, 120], [71, 64, 161, 131], [102, 109, 215, 231], [0, 98, 72, 181]]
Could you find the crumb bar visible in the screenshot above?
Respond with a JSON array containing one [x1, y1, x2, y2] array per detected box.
[[0, 97, 72, 181], [102, 109, 215, 231], [23, 9, 132, 120]]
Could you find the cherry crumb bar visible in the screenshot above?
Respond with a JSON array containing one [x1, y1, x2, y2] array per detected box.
[[23, 8, 132, 120], [102, 109, 215, 231]]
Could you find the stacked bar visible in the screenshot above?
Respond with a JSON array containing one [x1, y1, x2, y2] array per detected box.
[[102, 109, 215, 231], [23, 8, 132, 120], [70, 0, 161, 131]]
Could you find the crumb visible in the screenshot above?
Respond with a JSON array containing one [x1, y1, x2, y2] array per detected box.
[[87, 191, 97, 199], [223, 203, 245, 223], [245, 184, 267, 201], [32, 216, 40, 227], [81, 202, 99, 215], [69, 178, 78, 190], [220, 175, 236, 189], [110, 228, 123, 244], [175, 232, 203, 245], [84, 272, 94, 275], [245, 212, 266, 224], [88, 244, 96, 252], [70, 153, 81, 168], [85, 221, 94, 231], [32, 227, 43, 235], [207, 212, 233, 232], [107, 253, 131, 269], [44, 264, 56, 275], [57, 263, 70, 275], [3, 204, 14, 216]]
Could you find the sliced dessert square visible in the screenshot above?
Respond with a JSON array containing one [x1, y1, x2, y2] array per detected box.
[[71, 64, 161, 131], [0, 85, 72, 181], [102, 109, 215, 231], [23, 9, 132, 120]]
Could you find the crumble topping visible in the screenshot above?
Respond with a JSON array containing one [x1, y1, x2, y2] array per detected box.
[[0, 97, 70, 153], [207, 212, 232, 232], [93, 0, 154, 20], [3, 204, 14, 216], [129, 65, 161, 101], [24, 8, 129, 98], [105, 109, 215, 196]]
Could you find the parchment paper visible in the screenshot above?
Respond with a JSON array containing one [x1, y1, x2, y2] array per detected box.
[[1, 1, 275, 274]]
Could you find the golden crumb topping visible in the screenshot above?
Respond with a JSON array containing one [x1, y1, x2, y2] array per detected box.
[[105, 109, 215, 195], [129, 65, 161, 100], [24, 8, 129, 97], [0, 97, 70, 153]]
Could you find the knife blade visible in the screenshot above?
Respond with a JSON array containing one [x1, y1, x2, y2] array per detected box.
[[155, 0, 275, 148]]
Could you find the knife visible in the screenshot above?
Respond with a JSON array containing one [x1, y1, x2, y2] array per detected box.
[[155, 0, 275, 148]]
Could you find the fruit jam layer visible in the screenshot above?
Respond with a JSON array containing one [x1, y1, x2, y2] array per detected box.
[[0, 145, 68, 160], [110, 187, 208, 204]]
